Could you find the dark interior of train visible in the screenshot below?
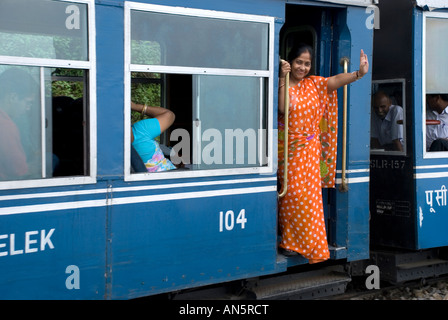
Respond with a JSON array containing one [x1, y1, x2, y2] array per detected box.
[[50, 70, 88, 178]]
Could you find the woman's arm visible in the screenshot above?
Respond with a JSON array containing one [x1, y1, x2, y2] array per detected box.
[[327, 49, 369, 93], [131, 102, 175, 133], [278, 60, 291, 114]]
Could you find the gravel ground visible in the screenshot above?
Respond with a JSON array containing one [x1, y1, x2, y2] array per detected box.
[[351, 279, 448, 300]]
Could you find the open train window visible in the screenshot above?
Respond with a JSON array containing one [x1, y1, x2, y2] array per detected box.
[[423, 12, 448, 158], [124, 3, 274, 180], [0, 0, 96, 189], [370, 79, 406, 155]]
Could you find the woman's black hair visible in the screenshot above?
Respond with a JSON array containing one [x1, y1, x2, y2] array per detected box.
[[287, 43, 314, 63]]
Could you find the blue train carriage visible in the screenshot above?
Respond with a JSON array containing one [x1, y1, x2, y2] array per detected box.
[[0, 0, 372, 299], [369, 0, 448, 283]]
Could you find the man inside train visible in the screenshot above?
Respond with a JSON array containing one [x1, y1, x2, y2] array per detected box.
[[426, 94, 448, 151], [371, 91, 404, 151]]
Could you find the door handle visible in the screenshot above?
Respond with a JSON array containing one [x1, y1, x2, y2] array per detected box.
[[339, 57, 349, 193], [278, 72, 290, 198]]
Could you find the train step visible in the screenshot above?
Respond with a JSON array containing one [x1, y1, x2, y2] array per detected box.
[[244, 266, 351, 300], [276, 245, 347, 269], [371, 249, 448, 284]]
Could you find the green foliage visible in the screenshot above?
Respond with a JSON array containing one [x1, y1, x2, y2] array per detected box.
[[52, 81, 83, 100], [130, 40, 162, 123], [131, 83, 161, 106], [131, 72, 162, 124], [51, 68, 84, 100]]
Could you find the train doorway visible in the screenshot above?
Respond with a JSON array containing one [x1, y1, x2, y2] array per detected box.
[[279, 3, 350, 259]]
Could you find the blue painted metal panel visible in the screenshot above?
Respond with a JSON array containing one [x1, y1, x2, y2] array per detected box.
[[0, 192, 107, 299], [108, 181, 278, 299], [96, 2, 125, 177], [345, 6, 373, 165], [415, 178, 448, 249], [333, 6, 372, 261], [346, 6, 372, 261]]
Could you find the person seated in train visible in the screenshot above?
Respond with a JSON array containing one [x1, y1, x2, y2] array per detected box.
[[426, 94, 448, 151], [370, 91, 404, 151], [0, 67, 38, 181], [131, 102, 177, 172]]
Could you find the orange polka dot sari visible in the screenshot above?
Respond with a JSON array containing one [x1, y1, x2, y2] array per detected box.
[[278, 75, 338, 264]]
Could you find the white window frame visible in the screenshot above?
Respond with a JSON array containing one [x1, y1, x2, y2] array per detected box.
[[124, 2, 275, 182], [0, 0, 97, 190], [422, 11, 448, 159]]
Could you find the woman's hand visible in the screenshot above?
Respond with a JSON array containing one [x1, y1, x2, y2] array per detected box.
[[358, 49, 369, 78], [278, 59, 291, 114], [279, 59, 291, 78], [131, 101, 175, 133], [327, 49, 369, 92]]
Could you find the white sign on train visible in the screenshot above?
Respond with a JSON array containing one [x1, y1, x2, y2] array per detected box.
[[425, 185, 447, 213], [0, 228, 55, 257]]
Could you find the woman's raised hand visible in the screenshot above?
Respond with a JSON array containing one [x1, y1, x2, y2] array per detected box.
[[359, 49, 369, 77]]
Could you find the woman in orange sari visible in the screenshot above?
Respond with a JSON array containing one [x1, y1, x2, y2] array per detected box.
[[278, 44, 369, 263]]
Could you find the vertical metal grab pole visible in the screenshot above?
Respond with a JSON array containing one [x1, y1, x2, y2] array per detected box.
[[278, 72, 289, 198], [339, 58, 349, 193]]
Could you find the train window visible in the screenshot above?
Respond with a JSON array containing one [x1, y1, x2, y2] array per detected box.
[[130, 9, 269, 70], [0, 0, 95, 189], [370, 79, 406, 155], [192, 75, 267, 170], [424, 13, 448, 156], [0, 0, 88, 61], [125, 3, 274, 180]]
